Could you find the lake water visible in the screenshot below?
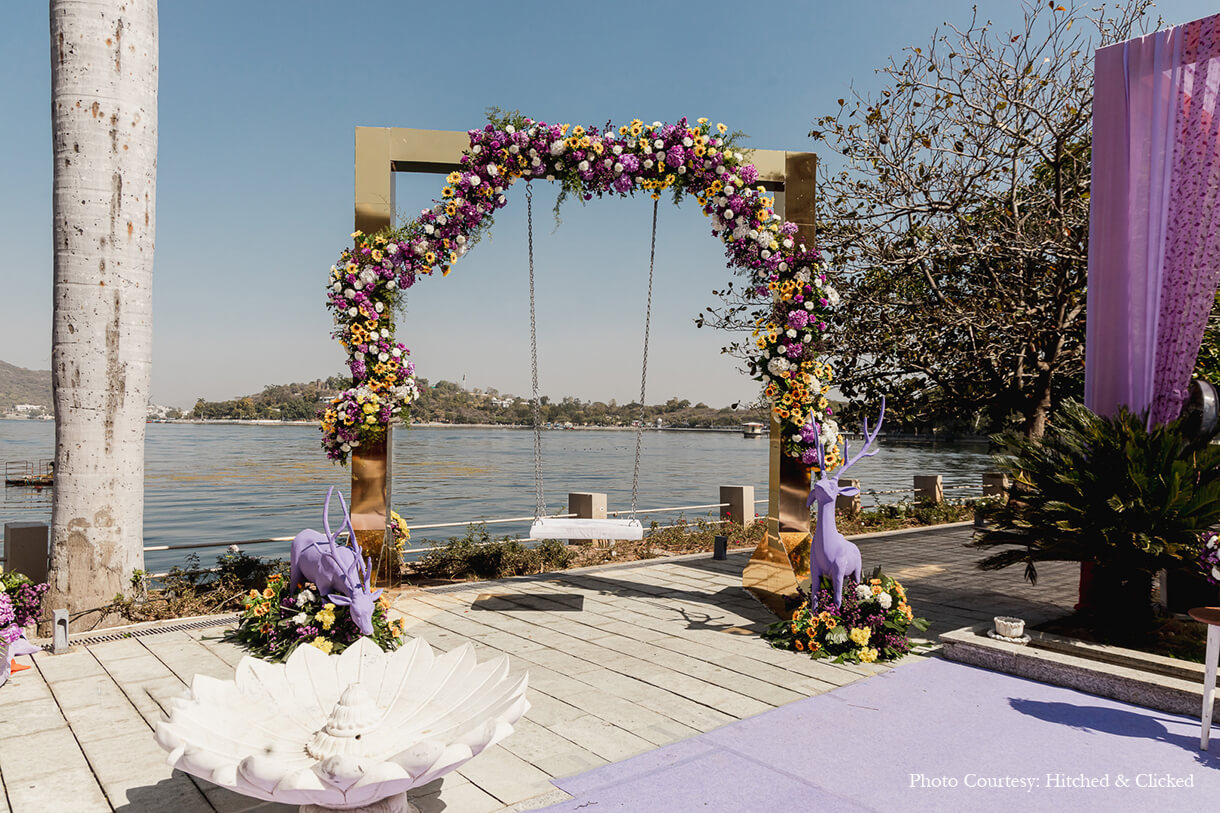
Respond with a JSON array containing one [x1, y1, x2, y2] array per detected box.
[[0, 420, 995, 573]]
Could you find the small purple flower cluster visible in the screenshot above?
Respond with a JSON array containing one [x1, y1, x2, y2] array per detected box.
[[1199, 531, 1220, 585]]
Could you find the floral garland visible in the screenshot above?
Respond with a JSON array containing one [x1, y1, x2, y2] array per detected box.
[[322, 113, 842, 465], [762, 570, 928, 663], [225, 573, 406, 661]]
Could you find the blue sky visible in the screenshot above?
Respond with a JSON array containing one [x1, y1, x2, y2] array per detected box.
[[2, 1, 1216, 409]]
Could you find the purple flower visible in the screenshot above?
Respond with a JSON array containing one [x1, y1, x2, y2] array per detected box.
[[787, 310, 809, 330]]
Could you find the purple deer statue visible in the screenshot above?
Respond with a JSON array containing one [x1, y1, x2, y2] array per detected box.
[[806, 398, 886, 610], [290, 486, 384, 636]]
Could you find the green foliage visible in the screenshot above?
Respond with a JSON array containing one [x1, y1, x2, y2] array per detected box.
[[412, 525, 574, 580], [192, 377, 349, 420], [972, 400, 1220, 583], [105, 551, 288, 623]]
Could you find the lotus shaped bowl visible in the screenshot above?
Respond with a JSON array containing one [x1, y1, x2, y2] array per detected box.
[[155, 637, 529, 811]]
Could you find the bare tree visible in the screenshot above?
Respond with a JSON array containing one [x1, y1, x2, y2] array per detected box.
[[702, 1, 1152, 438], [49, 0, 158, 629]]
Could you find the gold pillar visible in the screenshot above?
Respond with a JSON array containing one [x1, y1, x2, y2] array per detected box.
[[741, 152, 818, 619], [349, 422, 395, 585]]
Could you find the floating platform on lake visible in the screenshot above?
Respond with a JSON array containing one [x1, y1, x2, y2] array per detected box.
[[741, 422, 765, 438], [5, 459, 53, 487]]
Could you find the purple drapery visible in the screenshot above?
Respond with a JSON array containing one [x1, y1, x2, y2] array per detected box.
[[1086, 15, 1220, 424]]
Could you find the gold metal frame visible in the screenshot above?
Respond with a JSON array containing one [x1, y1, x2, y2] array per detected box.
[[354, 126, 817, 610]]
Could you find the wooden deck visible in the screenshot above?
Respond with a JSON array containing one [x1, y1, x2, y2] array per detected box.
[[0, 525, 1077, 812]]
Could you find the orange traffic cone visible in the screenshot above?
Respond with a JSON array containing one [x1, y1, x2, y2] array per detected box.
[[9, 660, 30, 674]]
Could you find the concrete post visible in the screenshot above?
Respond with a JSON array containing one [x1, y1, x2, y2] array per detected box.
[[836, 479, 861, 516], [982, 472, 1010, 496], [914, 475, 943, 504], [719, 485, 755, 526], [569, 492, 608, 547], [4, 522, 49, 583]]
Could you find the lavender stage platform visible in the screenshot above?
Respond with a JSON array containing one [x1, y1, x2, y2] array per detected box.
[[537, 658, 1220, 812]]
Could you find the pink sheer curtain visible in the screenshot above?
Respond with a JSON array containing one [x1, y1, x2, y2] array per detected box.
[[1086, 14, 1220, 424]]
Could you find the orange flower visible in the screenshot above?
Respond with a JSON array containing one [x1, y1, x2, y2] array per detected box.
[[263, 588, 275, 599], [795, 639, 805, 651], [253, 604, 268, 617]]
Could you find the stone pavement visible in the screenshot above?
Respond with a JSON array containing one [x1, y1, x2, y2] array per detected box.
[[0, 525, 1077, 812]]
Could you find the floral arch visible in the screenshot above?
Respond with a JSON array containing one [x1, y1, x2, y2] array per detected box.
[[321, 113, 841, 468]]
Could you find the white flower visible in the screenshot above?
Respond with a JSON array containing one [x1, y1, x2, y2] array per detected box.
[[531, 157, 541, 167], [855, 584, 872, 601], [354, 351, 365, 361], [578, 160, 590, 172], [228, 544, 241, 553], [297, 590, 316, 604], [379, 353, 389, 362], [791, 434, 802, 442], [782, 238, 794, 249], [545, 174, 555, 181], [761, 250, 772, 259], [505, 124, 515, 134], [347, 308, 358, 317], [369, 329, 380, 340], [340, 443, 350, 452], [682, 137, 693, 147], [352, 281, 363, 291], [456, 235, 466, 245], [878, 592, 893, 610], [715, 165, 726, 175], [1213, 566, 1220, 581], [767, 357, 791, 376], [805, 302, 814, 311], [612, 145, 623, 155], [436, 215, 448, 226], [487, 165, 498, 176], [825, 286, 841, 306], [343, 288, 354, 297], [651, 121, 662, 128], [509, 144, 519, 154], [644, 159, 654, 169], [472, 145, 482, 154], [391, 347, 402, 357], [803, 333, 812, 343], [550, 140, 565, 156], [786, 329, 797, 339], [469, 175, 481, 186], [654, 139, 664, 149], [386, 279, 397, 289], [386, 243, 398, 254], [795, 268, 811, 283], [375, 302, 385, 313], [614, 162, 624, 173], [424, 224, 434, 235], [292, 613, 307, 625]]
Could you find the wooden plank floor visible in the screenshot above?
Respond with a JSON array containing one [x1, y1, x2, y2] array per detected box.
[[0, 525, 1077, 812]]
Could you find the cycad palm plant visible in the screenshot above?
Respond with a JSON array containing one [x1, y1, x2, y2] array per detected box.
[[973, 400, 1220, 620]]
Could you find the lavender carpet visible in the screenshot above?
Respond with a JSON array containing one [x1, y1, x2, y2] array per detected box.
[[535, 658, 1220, 812]]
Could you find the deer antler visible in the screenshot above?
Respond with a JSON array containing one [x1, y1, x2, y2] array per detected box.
[[334, 490, 371, 590], [837, 397, 886, 478]]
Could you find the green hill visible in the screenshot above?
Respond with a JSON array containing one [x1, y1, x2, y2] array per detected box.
[[0, 360, 52, 410]]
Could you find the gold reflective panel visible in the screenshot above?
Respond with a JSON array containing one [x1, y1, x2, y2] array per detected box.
[[349, 429, 396, 586], [742, 417, 813, 619]]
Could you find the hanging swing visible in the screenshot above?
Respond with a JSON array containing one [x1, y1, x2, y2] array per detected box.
[[526, 183, 655, 542]]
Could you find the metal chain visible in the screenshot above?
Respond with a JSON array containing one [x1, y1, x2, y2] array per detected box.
[[526, 184, 546, 520], [631, 199, 659, 517]]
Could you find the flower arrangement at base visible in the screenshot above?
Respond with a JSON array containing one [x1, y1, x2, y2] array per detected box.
[[325, 111, 842, 467], [225, 573, 407, 662], [0, 568, 49, 643], [763, 569, 928, 663]]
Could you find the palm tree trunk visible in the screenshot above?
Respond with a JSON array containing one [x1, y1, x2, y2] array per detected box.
[[49, 0, 158, 630]]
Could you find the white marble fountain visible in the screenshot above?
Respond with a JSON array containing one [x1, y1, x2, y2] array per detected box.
[[155, 637, 530, 812]]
